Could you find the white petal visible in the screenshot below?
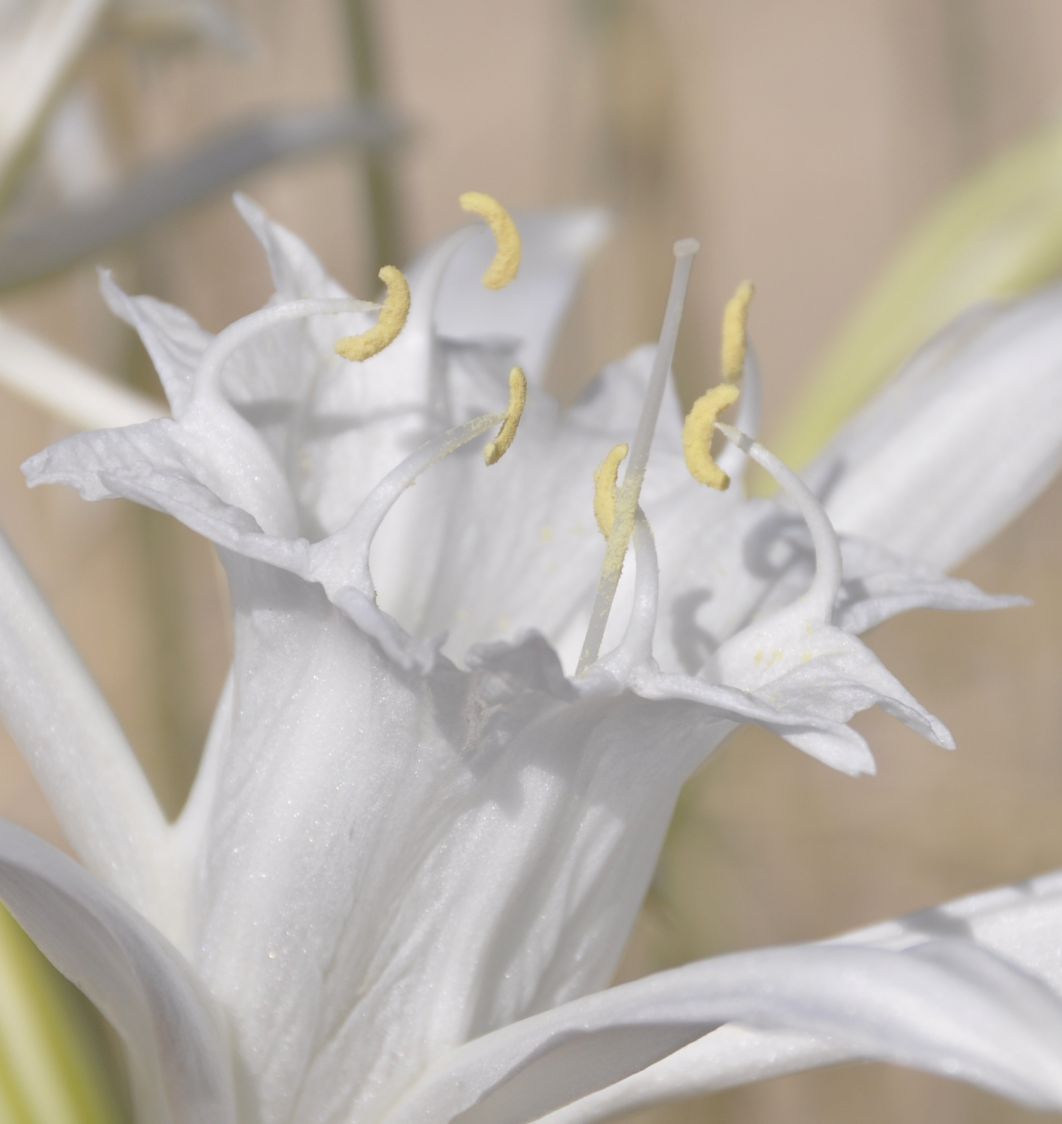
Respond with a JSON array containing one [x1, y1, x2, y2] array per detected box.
[[405, 210, 610, 385], [234, 192, 350, 302], [720, 623, 953, 749], [567, 344, 686, 454], [649, 498, 797, 674], [656, 496, 956, 771], [23, 397, 320, 543], [630, 666, 878, 777], [544, 869, 1062, 1122], [99, 270, 211, 417], [23, 418, 267, 536], [372, 350, 691, 665], [650, 493, 1017, 672], [187, 561, 748, 1123], [385, 941, 1062, 1124], [809, 287, 1062, 571], [0, 532, 169, 917], [0, 820, 235, 1124], [837, 866, 1062, 981], [831, 536, 1025, 634]]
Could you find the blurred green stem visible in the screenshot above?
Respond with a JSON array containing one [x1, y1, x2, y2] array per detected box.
[[339, 0, 405, 283]]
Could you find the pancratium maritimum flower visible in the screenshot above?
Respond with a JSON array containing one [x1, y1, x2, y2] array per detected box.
[[2, 193, 1062, 1123]]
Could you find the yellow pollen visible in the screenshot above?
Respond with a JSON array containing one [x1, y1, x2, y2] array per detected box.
[[459, 191, 522, 289], [721, 280, 755, 383], [682, 382, 741, 491], [592, 443, 629, 539], [484, 367, 528, 465], [335, 266, 411, 362]]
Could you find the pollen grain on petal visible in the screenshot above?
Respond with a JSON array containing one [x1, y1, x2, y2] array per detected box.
[[722, 280, 755, 383], [683, 382, 741, 491], [459, 191, 522, 290], [335, 265, 410, 362], [484, 367, 528, 465], [593, 443, 629, 539]]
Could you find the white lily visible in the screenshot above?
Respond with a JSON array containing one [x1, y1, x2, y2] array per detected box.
[[2, 194, 1062, 1123]]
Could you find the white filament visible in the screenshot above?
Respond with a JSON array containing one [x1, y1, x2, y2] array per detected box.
[[715, 422, 841, 622], [321, 412, 503, 595], [192, 297, 377, 404]]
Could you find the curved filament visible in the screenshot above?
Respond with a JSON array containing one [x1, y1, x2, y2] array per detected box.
[[323, 412, 504, 595], [193, 296, 377, 404], [715, 422, 841, 622]]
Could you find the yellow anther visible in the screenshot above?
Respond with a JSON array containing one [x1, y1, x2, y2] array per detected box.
[[484, 367, 528, 465], [593, 443, 629, 539], [683, 382, 741, 491], [721, 280, 755, 383], [335, 266, 411, 362], [459, 191, 522, 290]]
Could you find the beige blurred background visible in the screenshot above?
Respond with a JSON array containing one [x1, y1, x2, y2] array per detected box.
[[1, 2, 1061, 1121]]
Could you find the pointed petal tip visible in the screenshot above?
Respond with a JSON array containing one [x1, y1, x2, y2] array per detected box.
[[20, 447, 48, 487], [846, 755, 877, 779], [933, 720, 957, 751], [781, 723, 878, 777], [549, 206, 612, 264], [997, 594, 1033, 610], [232, 190, 261, 224], [97, 267, 131, 318], [95, 273, 143, 337], [565, 206, 612, 252]]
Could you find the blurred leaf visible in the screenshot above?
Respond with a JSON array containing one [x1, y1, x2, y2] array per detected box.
[[774, 119, 1062, 467], [0, 103, 405, 290], [0, 906, 128, 1124], [107, 0, 247, 54]]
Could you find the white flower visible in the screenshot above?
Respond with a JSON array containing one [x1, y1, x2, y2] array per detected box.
[[1, 195, 1061, 1123]]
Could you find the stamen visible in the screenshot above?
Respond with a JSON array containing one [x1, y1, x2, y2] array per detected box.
[[194, 296, 378, 403], [715, 422, 841, 622], [317, 350, 522, 595], [593, 443, 628, 538], [335, 266, 411, 362], [483, 367, 528, 465], [320, 412, 504, 596], [577, 238, 699, 675], [721, 280, 754, 383], [682, 382, 741, 490], [459, 191, 522, 289]]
